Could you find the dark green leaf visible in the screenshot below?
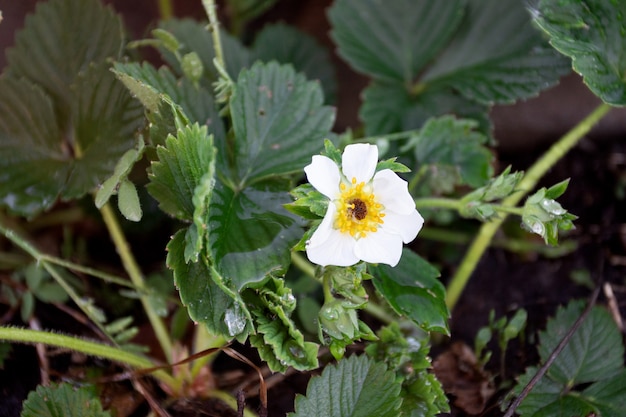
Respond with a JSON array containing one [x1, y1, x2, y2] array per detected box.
[[360, 83, 490, 137], [289, 355, 402, 417], [370, 249, 449, 335], [113, 62, 225, 145], [229, 61, 335, 185], [208, 180, 303, 290], [252, 23, 337, 102], [66, 62, 144, 200], [538, 301, 624, 384], [167, 230, 248, 337], [533, 0, 626, 105], [405, 116, 493, 188], [21, 382, 110, 417], [0, 78, 67, 216], [6, 0, 123, 109], [147, 123, 216, 221], [583, 370, 626, 416], [420, 0, 569, 104], [328, 0, 465, 84]]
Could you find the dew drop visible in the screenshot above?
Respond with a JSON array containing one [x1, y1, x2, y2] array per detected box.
[[224, 304, 247, 336]]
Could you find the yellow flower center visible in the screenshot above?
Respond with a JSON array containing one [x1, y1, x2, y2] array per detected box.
[[335, 177, 385, 239]]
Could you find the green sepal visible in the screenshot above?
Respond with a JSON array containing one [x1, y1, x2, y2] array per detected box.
[[286, 183, 329, 220], [117, 179, 142, 222]]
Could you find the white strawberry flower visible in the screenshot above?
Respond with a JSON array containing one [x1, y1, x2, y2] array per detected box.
[[304, 143, 424, 267]]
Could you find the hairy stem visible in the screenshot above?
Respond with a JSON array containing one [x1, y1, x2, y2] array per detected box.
[[446, 102, 612, 310], [0, 326, 176, 387], [100, 203, 173, 362], [157, 0, 174, 20], [202, 0, 226, 71]]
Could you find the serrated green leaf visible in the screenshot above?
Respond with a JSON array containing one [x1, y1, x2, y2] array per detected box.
[[229, 61, 334, 185], [360, 83, 491, 137], [370, 249, 449, 335], [329, 0, 465, 84], [147, 123, 216, 221], [246, 278, 319, 371], [289, 355, 402, 417], [21, 382, 110, 417], [0, 61, 144, 217], [117, 179, 142, 222], [252, 23, 337, 102], [538, 301, 624, 384], [533, 0, 626, 105], [420, 0, 569, 104], [113, 62, 225, 146], [66, 62, 144, 200], [208, 180, 303, 290], [582, 370, 626, 416], [0, 78, 68, 216], [167, 229, 248, 337], [6, 0, 123, 110], [406, 116, 493, 188]]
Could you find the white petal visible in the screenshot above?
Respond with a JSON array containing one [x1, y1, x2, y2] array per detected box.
[[382, 209, 424, 243], [306, 204, 359, 267], [341, 143, 378, 183], [354, 230, 403, 267], [373, 169, 415, 215], [304, 155, 341, 199]]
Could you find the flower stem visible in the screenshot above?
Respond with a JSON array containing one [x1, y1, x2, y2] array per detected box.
[[414, 197, 462, 211], [0, 326, 176, 387], [157, 0, 174, 20], [100, 203, 173, 362], [445, 102, 613, 310], [291, 251, 316, 278], [202, 0, 226, 71]]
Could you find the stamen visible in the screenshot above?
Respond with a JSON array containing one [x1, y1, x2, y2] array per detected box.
[[334, 178, 385, 239]]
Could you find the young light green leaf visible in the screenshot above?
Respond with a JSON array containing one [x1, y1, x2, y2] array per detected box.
[[289, 355, 402, 417], [6, 0, 123, 109], [95, 139, 145, 209], [370, 249, 450, 335], [228, 0, 278, 23], [21, 382, 110, 417], [181, 52, 204, 84], [229, 61, 335, 185], [405, 116, 493, 188], [252, 23, 337, 102], [117, 179, 142, 222], [328, 0, 465, 84], [147, 123, 216, 221], [207, 180, 303, 290], [533, 0, 626, 105]]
